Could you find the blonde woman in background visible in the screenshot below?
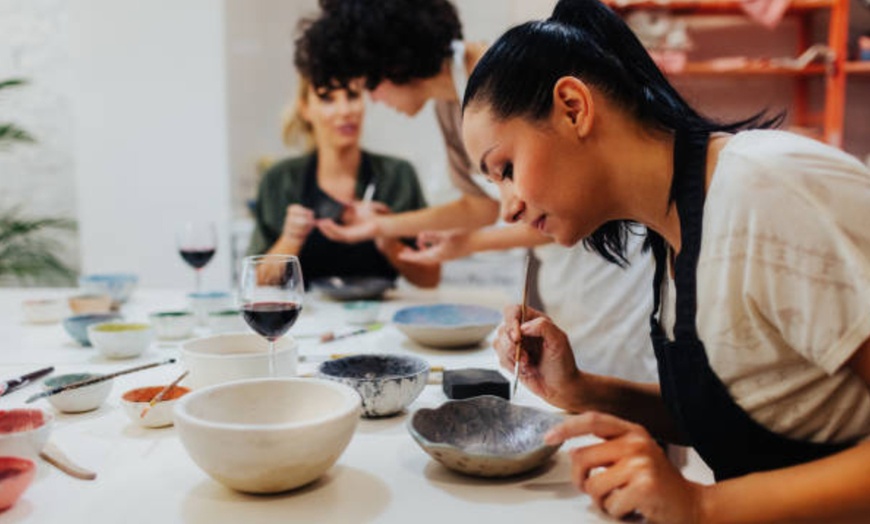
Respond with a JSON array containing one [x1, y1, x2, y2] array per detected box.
[[247, 76, 440, 288]]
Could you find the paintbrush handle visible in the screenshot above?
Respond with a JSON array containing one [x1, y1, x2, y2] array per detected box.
[[26, 358, 176, 403]]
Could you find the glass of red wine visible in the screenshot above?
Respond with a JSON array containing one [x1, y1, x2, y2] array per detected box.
[[239, 254, 304, 376], [177, 221, 217, 293]]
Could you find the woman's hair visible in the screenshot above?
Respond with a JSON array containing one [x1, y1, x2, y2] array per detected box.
[[463, 0, 782, 265], [294, 0, 462, 90], [282, 76, 315, 151]]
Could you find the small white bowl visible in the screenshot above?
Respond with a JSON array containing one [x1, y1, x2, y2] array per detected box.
[[22, 299, 69, 324], [88, 322, 154, 359], [0, 408, 54, 462], [188, 291, 234, 326], [342, 301, 380, 325], [149, 311, 197, 340], [174, 378, 360, 493], [42, 373, 113, 413], [121, 385, 191, 428], [180, 333, 297, 389], [206, 309, 248, 334]]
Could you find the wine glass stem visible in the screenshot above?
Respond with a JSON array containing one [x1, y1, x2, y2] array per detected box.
[[195, 269, 202, 293], [268, 340, 276, 377]]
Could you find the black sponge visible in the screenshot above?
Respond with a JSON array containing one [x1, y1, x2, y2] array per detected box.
[[442, 368, 510, 400]]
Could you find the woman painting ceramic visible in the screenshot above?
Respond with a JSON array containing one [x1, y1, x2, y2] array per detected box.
[[462, 0, 870, 521], [247, 76, 440, 288]]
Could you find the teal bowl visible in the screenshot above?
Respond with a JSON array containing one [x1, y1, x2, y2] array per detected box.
[[62, 313, 123, 346]]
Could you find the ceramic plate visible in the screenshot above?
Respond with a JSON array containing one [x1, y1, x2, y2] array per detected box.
[[408, 396, 562, 477], [392, 303, 501, 348]]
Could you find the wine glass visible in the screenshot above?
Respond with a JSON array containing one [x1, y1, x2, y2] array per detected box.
[[177, 221, 217, 293], [239, 255, 304, 376]]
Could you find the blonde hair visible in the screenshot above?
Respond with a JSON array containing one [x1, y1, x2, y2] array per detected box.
[[282, 76, 315, 151]]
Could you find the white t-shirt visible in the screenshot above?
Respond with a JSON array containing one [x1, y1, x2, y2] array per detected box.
[[536, 232, 658, 383], [661, 130, 870, 443]]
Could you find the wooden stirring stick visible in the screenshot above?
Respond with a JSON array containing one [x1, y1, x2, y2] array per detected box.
[[512, 254, 533, 398], [140, 370, 189, 418]]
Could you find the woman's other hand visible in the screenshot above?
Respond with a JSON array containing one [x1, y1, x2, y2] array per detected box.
[[396, 229, 472, 264], [544, 412, 705, 524], [281, 204, 316, 246], [493, 305, 583, 410]]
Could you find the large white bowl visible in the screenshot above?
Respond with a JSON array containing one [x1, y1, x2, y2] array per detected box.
[[392, 303, 502, 348], [174, 378, 361, 493], [0, 409, 54, 462], [180, 333, 297, 389]]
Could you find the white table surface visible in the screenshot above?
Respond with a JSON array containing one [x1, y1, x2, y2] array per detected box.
[[0, 286, 615, 524]]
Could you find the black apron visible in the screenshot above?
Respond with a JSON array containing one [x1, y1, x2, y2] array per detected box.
[[297, 153, 398, 284], [650, 130, 852, 481]]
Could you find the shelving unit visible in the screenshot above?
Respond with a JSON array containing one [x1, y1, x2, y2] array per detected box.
[[604, 0, 869, 147]]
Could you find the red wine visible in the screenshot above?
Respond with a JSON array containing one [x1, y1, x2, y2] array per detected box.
[[179, 248, 216, 269], [242, 302, 302, 340]]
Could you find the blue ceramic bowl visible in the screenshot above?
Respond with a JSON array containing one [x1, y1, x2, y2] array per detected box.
[[392, 304, 502, 348], [318, 354, 430, 418], [78, 273, 139, 304], [62, 313, 123, 346]]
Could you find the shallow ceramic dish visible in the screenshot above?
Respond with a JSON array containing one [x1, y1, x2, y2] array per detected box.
[[78, 273, 138, 305], [408, 395, 563, 477], [68, 293, 113, 314], [318, 354, 429, 417], [342, 300, 380, 325], [392, 303, 502, 348], [42, 373, 112, 413], [149, 310, 196, 340], [62, 313, 122, 346], [0, 409, 53, 461], [312, 276, 394, 301], [121, 385, 191, 428], [180, 333, 297, 389], [87, 322, 154, 359], [22, 299, 68, 324], [0, 457, 36, 511], [174, 378, 360, 493]]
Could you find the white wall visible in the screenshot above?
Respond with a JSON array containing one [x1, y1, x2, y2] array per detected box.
[[70, 0, 232, 290]]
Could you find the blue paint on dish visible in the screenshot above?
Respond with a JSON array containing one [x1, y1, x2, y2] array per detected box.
[[392, 304, 501, 327]]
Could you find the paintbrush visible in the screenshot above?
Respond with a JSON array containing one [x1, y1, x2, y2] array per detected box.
[[25, 358, 176, 403], [140, 369, 189, 418], [512, 254, 532, 399]]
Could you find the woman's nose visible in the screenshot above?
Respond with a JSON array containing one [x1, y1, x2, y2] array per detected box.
[[500, 186, 523, 224]]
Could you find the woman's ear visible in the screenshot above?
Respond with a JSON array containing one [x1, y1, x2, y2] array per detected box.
[[552, 76, 594, 139]]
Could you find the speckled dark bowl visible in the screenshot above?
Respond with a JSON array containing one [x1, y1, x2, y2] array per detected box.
[[312, 276, 394, 301], [317, 354, 429, 418], [408, 395, 563, 477]]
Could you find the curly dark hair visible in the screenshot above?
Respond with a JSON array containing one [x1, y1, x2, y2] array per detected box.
[[295, 0, 463, 90]]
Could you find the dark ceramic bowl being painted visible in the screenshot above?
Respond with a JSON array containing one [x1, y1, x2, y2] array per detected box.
[[408, 395, 563, 477], [312, 276, 394, 301], [392, 303, 502, 348], [62, 313, 123, 346], [317, 354, 430, 417]]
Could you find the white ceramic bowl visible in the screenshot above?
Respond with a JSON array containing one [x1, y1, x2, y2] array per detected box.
[[180, 333, 297, 389], [149, 311, 197, 340], [67, 293, 113, 315], [342, 301, 381, 325], [42, 373, 113, 413], [121, 385, 191, 428], [174, 378, 361, 493], [187, 291, 234, 326], [392, 303, 502, 348], [88, 322, 154, 359], [78, 273, 138, 305], [22, 299, 69, 324], [317, 354, 429, 417], [206, 309, 248, 334], [0, 409, 54, 462]]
